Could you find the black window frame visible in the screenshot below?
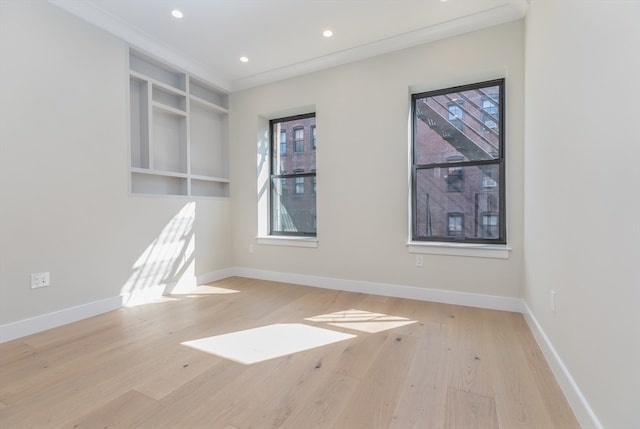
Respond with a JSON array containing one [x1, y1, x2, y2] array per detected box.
[[411, 79, 506, 244], [269, 113, 317, 237]]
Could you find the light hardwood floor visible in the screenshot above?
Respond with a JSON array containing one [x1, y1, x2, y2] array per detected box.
[[0, 277, 580, 428]]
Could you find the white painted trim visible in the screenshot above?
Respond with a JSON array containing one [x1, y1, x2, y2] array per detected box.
[[232, 2, 528, 90], [256, 236, 318, 248], [0, 268, 235, 343], [48, 0, 231, 92], [233, 267, 522, 312], [1, 266, 598, 429], [196, 267, 237, 285], [408, 242, 511, 259], [0, 296, 123, 344], [49, 0, 528, 92], [522, 302, 604, 429]]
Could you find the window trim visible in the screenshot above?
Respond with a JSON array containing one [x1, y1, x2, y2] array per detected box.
[[411, 78, 506, 245], [407, 241, 511, 259]]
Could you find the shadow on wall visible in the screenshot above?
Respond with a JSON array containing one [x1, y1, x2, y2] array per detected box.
[[120, 202, 197, 307]]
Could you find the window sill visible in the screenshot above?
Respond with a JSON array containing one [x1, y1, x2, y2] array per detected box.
[[257, 236, 318, 248], [407, 242, 511, 259]]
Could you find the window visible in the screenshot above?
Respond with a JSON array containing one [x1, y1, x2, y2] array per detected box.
[[270, 113, 316, 236], [482, 94, 499, 132], [280, 130, 287, 155], [446, 156, 464, 192], [294, 127, 304, 152], [448, 102, 464, 131], [295, 177, 304, 194], [412, 79, 505, 244], [481, 212, 499, 238], [447, 213, 464, 237], [311, 125, 317, 150]]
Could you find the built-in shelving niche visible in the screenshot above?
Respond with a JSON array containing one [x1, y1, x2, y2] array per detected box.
[[128, 50, 229, 198]]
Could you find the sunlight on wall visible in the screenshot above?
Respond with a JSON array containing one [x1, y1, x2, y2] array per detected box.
[[257, 123, 270, 237], [121, 202, 197, 307], [182, 323, 356, 365], [305, 309, 417, 333]]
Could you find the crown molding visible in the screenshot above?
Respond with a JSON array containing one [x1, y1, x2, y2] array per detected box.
[[48, 0, 232, 92], [231, 1, 528, 91], [49, 0, 528, 93]]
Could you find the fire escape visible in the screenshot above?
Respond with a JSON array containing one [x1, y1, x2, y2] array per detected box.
[[415, 88, 499, 161], [415, 88, 501, 239]]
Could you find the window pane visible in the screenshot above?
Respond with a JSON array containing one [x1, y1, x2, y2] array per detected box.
[[279, 130, 287, 155], [414, 84, 501, 165], [414, 164, 501, 240], [272, 117, 316, 174], [481, 213, 499, 238], [294, 127, 304, 152], [295, 177, 304, 194], [271, 177, 316, 235]]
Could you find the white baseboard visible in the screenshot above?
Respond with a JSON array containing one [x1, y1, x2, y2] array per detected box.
[[522, 303, 603, 429], [197, 267, 236, 285], [0, 295, 123, 344], [0, 268, 236, 344], [232, 267, 523, 312], [1, 267, 599, 429]]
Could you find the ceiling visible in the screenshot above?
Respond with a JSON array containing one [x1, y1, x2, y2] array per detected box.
[[50, 0, 528, 92]]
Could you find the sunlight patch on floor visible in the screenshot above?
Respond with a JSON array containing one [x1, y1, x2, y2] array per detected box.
[[305, 309, 417, 333], [182, 323, 356, 365]]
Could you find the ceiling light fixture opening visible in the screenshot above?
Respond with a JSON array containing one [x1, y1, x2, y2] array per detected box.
[[240, 56, 249, 63], [323, 29, 333, 38], [171, 9, 184, 19]]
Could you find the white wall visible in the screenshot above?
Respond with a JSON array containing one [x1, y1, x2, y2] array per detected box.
[[524, 1, 640, 427], [230, 21, 524, 299], [0, 0, 232, 327], [3, 1, 637, 425]]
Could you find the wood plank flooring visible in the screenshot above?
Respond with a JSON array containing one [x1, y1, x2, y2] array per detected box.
[[0, 277, 580, 428]]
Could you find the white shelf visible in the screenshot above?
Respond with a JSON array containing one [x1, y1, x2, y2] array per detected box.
[[152, 102, 187, 117], [129, 49, 230, 198], [130, 167, 188, 179], [130, 70, 187, 96], [190, 95, 229, 114], [190, 174, 230, 183]]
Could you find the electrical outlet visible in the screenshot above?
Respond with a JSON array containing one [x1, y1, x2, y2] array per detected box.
[[550, 290, 557, 313], [31, 272, 50, 289], [415, 255, 424, 267]]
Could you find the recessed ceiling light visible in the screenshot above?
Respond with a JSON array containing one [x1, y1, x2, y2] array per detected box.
[[323, 29, 333, 38], [171, 9, 184, 19], [240, 56, 249, 63]]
